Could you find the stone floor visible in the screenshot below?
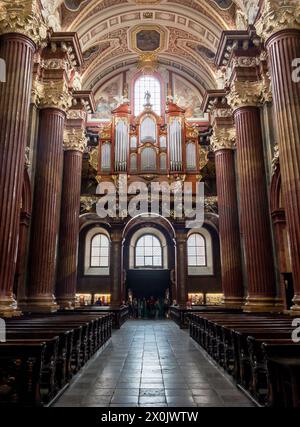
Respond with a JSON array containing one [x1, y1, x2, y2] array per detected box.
[[53, 320, 255, 407]]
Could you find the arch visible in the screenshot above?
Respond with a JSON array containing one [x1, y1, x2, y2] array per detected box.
[[122, 213, 176, 241], [79, 213, 112, 231]]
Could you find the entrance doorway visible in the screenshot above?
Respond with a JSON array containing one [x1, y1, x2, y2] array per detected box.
[[126, 270, 171, 300]]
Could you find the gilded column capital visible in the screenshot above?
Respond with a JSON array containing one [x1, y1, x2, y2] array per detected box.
[[38, 80, 73, 112], [256, 0, 300, 42], [211, 127, 236, 152], [227, 78, 271, 111], [0, 0, 48, 46], [63, 128, 87, 153]]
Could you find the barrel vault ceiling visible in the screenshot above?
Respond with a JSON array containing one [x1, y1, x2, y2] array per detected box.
[[41, 0, 260, 104]]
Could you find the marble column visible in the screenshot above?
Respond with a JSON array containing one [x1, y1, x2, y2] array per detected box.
[[227, 82, 277, 312], [56, 130, 87, 309], [0, 3, 46, 316], [111, 229, 123, 308], [256, 0, 300, 313], [212, 133, 244, 308], [176, 229, 188, 307], [26, 105, 67, 312]]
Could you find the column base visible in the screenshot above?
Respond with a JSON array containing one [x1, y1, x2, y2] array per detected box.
[[0, 295, 22, 318], [222, 296, 244, 309], [56, 297, 75, 310], [243, 296, 282, 313], [21, 295, 59, 313]]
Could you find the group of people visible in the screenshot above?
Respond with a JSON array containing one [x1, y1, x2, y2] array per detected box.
[[128, 297, 170, 320]]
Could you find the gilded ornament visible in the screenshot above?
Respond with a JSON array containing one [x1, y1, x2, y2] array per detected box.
[[0, 0, 48, 46], [64, 128, 87, 153], [256, 0, 300, 42], [211, 128, 236, 152]]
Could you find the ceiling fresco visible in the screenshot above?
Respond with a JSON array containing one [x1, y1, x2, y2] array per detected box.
[[173, 74, 203, 119], [136, 30, 161, 52]]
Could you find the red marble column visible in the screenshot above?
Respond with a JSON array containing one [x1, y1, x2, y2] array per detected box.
[[215, 148, 244, 307], [176, 230, 188, 307], [56, 149, 83, 309], [266, 29, 300, 312], [234, 107, 277, 311], [111, 230, 123, 307], [26, 108, 65, 312], [0, 34, 35, 316]]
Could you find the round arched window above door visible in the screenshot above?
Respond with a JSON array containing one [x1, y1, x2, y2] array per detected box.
[[135, 234, 163, 268]]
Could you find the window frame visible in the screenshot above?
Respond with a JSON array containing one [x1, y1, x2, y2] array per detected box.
[[187, 233, 207, 268], [187, 228, 214, 276], [90, 233, 110, 269], [84, 228, 111, 276], [133, 74, 162, 117], [134, 234, 163, 269]]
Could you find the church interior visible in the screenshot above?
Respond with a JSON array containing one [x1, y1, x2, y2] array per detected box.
[[0, 0, 300, 409]]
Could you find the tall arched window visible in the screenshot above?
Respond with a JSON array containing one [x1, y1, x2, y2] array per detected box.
[[90, 234, 110, 267], [134, 75, 161, 116], [187, 233, 207, 267], [135, 234, 162, 268]]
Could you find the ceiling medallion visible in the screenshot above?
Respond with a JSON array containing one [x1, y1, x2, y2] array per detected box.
[[137, 53, 159, 73], [130, 24, 167, 54]]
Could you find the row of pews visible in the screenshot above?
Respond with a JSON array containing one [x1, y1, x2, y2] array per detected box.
[[72, 306, 130, 329], [189, 312, 300, 407], [0, 312, 113, 407], [170, 306, 242, 329]]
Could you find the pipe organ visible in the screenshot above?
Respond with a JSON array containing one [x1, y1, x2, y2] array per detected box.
[[97, 101, 202, 177], [115, 119, 129, 172], [168, 117, 183, 172]]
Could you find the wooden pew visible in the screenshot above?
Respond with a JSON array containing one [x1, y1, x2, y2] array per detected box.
[[262, 342, 300, 408], [1, 312, 113, 406], [0, 341, 47, 407], [189, 311, 298, 407]]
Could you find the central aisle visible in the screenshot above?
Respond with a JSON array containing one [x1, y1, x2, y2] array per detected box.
[[54, 320, 254, 407]]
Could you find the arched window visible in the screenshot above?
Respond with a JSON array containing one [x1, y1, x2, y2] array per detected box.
[[90, 234, 110, 268], [187, 233, 207, 267], [134, 75, 161, 116], [135, 234, 162, 268]]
